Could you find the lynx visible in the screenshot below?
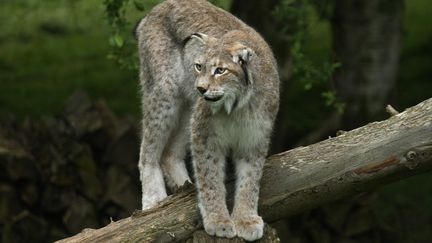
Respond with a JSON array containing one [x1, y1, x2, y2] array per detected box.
[[135, 0, 279, 241]]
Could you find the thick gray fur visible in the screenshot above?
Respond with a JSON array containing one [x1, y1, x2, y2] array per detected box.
[[136, 0, 279, 241]]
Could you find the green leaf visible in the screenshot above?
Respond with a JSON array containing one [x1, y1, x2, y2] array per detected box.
[[133, 0, 145, 11], [110, 34, 124, 47], [304, 82, 312, 90], [321, 91, 336, 106]]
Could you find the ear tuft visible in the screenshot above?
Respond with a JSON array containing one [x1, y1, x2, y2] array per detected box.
[[231, 45, 253, 64], [190, 33, 205, 43], [183, 32, 216, 46], [230, 44, 254, 85]]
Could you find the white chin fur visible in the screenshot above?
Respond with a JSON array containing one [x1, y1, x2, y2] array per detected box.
[[209, 101, 224, 114], [224, 94, 236, 114], [207, 94, 237, 115]]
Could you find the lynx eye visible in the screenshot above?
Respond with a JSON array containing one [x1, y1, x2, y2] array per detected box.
[[194, 63, 202, 72], [214, 67, 226, 75]]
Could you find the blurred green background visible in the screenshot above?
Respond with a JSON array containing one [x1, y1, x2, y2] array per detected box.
[[1, 0, 431, 118], [0, 0, 431, 242], [0, 0, 139, 117]]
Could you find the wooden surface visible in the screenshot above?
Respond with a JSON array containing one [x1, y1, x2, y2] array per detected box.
[[57, 98, 432, 242]]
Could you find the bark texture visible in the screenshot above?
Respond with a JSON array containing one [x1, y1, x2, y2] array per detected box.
[[58, 98, 432, 242]]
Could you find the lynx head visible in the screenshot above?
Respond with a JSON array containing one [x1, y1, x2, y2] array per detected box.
[[186, 32, 255, 114]]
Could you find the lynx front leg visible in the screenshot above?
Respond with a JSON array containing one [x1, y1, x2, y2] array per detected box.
[[232, 154, 266, 241], [193, 150, 236, 238], [192, 138, 236, 238]]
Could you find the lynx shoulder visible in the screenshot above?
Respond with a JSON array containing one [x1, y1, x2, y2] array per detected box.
[[136, 0, 279, 241]]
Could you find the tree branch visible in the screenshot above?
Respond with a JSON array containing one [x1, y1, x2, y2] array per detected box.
[[57, 98, 432, 242]]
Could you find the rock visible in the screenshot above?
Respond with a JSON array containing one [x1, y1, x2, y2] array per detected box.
[[73, 146, 103, 201], [41, 185, 72, 214], [0, 91, 143, 241], [104, 165, 140, 214], [64, 91, 119, 152], [62, 194, 99, 234], [0, 127, 35, 181], [11, 211, 48, 243], [20, 182, 39, 206], [0, 185, 22, 222], [7, 157, 39, 181], [102, 117, 140, 172]]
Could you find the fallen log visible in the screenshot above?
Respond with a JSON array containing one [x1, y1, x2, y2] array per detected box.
[[57, 98, 432, 242]]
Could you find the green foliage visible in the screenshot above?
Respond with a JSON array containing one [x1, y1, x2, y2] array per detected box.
[[104, 0, 130, 27], [104, 0, 142, 70], [208, 0, 231, 9], [102, 0, 230, 70], [398, 0, 432, 108], [103, 0, 162, 70], [273, 0, 344, 113], [0, 0, 140, 117]]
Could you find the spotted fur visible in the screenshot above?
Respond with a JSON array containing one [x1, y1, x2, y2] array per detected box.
[[136, 0, 279, 241]]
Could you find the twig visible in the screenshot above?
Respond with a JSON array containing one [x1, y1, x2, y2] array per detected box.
[[386, 104, 400, 116]]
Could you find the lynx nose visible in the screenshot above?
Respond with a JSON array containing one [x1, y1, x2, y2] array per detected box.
[[197, 86, 207, 95]]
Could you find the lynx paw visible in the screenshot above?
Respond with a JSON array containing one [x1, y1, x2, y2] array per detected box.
[[140, 164, 167, 210], [233, 214, 264, 241], [203, 213, 236, 238], [141, 191, 167, 210]]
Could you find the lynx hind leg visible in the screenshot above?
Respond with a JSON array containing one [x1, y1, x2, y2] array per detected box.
[[160, 109, 192, 189], [139, 94, 178, 209], [139, 91, 186, 210], [138, 156, 166, 210], [139, 98, 173, 209], [138, 32, 185, 210]]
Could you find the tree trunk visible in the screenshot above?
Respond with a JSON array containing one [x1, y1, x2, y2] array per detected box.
[[230, 0, 288, 63], [57, 98, 432, 242], [332, 0, 404, 129]]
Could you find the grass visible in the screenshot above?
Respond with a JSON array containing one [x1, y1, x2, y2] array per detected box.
[[0, 0, 140, 118], [2, 0, 429, 119], [0, 0, 232, 118]]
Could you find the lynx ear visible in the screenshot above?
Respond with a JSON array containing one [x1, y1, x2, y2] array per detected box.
[[183, 32, 217, 46], [190, 33, 207, 43], [230, 44, 254, 85], [232, 46, 253, 65]]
